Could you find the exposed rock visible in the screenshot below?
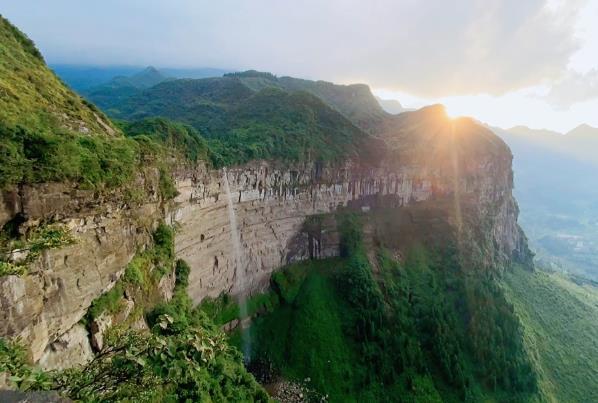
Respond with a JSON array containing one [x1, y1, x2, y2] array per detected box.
[[172, 156, 526, 302], [0, 390, 72, 402], [90, 312, 112, 352], [0, 173, 164, 363], [0, 122, 528, 368], [38, 324, 93, 371], [158, 271, 176, 302]]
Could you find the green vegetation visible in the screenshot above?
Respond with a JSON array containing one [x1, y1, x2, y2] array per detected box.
[[110, 75, 372, 167], [503, 268, 598, 402], [0, 338, 52, 391], [0, 257, 269, 402], [0, 122, 143, 189], [0, 17, 212, 191], [236, 213, 537, 402], [87, 223, 175, 321], [120, 117, 210, 162], [199, 291, 281, 326], [0, 15, 112, 136], [0, 222, 268, 401], [227, 70, 388, 130]]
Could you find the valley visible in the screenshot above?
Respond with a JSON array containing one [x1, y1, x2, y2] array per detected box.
[[0, 13, 596, 403]]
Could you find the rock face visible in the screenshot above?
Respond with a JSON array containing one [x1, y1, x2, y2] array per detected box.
[[0, 118, 530, 368], [37, 324, 94, 371], [172, 149, 527, 301], [0, 172, 165, 363]]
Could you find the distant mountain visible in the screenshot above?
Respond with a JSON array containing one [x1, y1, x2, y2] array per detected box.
[[503, 124, 598, 166], [81, 66, 172, 112], [160, 67, 233, 79], [375, 96, 411, 114], [222, 71, 388, 131], [50, 64, 145, 91], [111, 66, 171, 89], [494, 124, 598, 280], [52, 64, 233, 93]]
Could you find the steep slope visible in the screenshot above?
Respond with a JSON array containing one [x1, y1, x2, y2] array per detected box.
[[0, 15, 114, 136], [226, 214, 537, 402], [503, 268, 598, 402], [0, 17, 268, 401]]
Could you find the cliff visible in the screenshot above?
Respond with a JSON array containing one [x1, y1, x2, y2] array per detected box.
[[0, 17, 530, 375], [0, 116, 529, 367]]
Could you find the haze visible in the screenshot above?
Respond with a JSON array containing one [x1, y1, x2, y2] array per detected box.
[[3, 0, 598, 131]]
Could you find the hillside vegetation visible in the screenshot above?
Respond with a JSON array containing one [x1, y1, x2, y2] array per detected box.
[[503, 268, 598, 402], [0, 17, 218, 191], [223, 213, 538, 402], [0, 226, 269, 402], [111, 76, 374, 167]]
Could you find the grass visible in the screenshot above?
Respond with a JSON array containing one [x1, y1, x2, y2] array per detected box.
[[0, 15, 113, 136], [503, 268, 598, 402]]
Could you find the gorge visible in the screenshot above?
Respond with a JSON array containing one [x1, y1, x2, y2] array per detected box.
[[1, 14, 595, 403]]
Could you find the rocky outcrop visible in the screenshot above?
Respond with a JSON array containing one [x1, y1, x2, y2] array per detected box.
[[37, 324, 94, 371], [0, 172, 165, 363], [0, 118, 530, 368]]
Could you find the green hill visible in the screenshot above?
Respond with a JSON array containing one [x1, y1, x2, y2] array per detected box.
[[112, 75, 375, 167], [503, 268, 598, 402], [226, 70, 388, 130], [0, 15, 114, 136], [0, 17, 212, 190], [83, 66, 172, 112]]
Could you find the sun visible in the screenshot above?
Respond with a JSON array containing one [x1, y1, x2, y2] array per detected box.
[[444, 105, 460, 120]]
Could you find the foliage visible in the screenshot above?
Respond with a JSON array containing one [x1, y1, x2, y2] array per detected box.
[[120, 117, 210, 162], [0, 337, 52, 391], [57, 281, 269, 401], [0, 261, 26, 276], [199, 291, 280, 326], [4, 252, 268, 402], [0, 16, 112, 136], [109, 76, 370, 167], [503, 268, 598, 402], [0, 17, 214, 191], [26, 224, 76, 259], [243, 213, 538, 402], [87, 223, 175, 320], [174, 258, 190, 289], [0, 223, 75, 277], [0, 122, 140, 189]]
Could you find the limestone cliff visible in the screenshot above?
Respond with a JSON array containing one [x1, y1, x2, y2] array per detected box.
[[0, 107, 530, 368], [0, 16, 530, 372]]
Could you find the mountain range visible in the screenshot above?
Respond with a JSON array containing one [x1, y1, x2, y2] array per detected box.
[[1, 14, 597, 402]]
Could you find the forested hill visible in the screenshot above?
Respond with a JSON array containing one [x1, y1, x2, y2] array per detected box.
[[0, 15, 114, 136], [90, 70, 388, 134]]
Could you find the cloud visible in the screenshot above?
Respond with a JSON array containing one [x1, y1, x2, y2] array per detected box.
[[2, 0, 588, 97], [544, 69, 598, 109]]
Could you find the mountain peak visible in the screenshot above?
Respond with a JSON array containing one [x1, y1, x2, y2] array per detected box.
[[143, 66, 160, 74], [566, 123, 598, 137]]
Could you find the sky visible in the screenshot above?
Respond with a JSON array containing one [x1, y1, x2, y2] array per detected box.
[[3, 0, 598, 132]]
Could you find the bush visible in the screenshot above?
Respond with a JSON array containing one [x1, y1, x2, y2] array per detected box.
[[174, 259, 190, 289]]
